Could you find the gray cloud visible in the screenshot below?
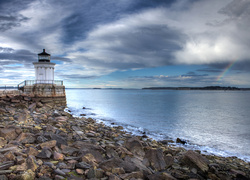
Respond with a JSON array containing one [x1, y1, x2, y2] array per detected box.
[[0, 14, 29, 32]]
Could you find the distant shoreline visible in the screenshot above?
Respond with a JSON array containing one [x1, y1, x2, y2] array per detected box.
[[64, 86, 250, 90], [142, 86, 250, 91]]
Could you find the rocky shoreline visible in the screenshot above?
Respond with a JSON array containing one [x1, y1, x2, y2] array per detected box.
[[0, 96, 249, 179]]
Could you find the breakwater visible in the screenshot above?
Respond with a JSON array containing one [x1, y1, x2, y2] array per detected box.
[[0, 93, 249, 179]]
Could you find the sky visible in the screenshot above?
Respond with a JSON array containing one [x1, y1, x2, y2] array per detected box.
[[0, 0, 250, 88]]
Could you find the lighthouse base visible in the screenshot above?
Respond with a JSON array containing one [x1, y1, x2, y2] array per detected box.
[[21, 84, 66, 107]]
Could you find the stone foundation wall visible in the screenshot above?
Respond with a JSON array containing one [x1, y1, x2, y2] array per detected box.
[[0, 84, 66, 108], [22, 84, 65, 97], [0, 94, 66, 108]]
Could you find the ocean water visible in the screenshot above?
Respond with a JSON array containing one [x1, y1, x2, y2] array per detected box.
[[66, 89, 250, 162]]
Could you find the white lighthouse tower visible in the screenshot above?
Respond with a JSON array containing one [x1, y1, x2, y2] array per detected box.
[[33, 49, 55, 84]]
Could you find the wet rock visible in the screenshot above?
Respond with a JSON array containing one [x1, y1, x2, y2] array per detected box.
[[36, 147, 52, 159], [125, 137, 145, 157], [180, 150, 209, 174], [144, 148, 166, 171], [176, 138, 187, 145]]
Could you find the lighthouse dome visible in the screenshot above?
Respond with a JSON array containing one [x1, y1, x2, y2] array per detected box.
[[38, 49, 50, 62]]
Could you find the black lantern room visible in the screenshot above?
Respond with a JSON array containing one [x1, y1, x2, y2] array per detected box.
[[38, 49, 51, 62]]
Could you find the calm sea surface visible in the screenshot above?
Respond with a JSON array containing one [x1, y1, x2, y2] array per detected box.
[[66, 89, 250, 161]]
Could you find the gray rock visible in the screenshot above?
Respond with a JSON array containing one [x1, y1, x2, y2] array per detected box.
[[54, 168, 66, 176], [50, 134, 67, 147], [61, 145, 79, 156], [54, 175, 65, 180], [76, 162, 91, 169], [36, 147, 52, 159], [37, 136, 48, 143]]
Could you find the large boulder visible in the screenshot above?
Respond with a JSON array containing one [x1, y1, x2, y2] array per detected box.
[[180, 150, 209, 174], [99, 158, 138, 173], [143, 148, 166, 171], [125, 137, 145, 157], [124, 156, 152, 175]]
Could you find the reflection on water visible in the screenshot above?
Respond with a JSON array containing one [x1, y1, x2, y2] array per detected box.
[[66, 89, 250, 161]]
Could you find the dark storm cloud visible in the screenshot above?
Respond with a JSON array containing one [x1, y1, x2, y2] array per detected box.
[[59, 0, 179, 44], [75, 23, 186, 70], [0, 48, 35, 66], [0, 14, 29, 32], [0, 0, 32, 31]]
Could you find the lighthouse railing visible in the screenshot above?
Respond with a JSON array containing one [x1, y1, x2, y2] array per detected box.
[[18, 80, 63, 90]]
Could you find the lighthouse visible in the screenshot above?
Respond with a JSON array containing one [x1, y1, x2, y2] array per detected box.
[[18, 49, 65, 102], [33, 49, 55, 84]]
